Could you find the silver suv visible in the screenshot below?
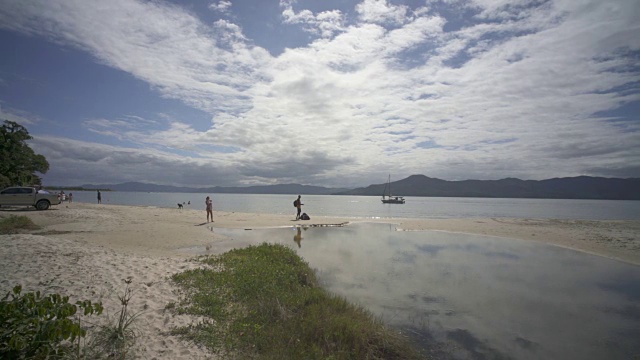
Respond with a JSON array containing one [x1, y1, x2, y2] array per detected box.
[[0, 187, 62, 210]]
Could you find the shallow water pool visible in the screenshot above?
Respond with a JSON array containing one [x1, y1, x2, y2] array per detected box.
[[184, 223, 640, 359]]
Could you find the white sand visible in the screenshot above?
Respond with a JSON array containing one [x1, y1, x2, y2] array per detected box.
[[0, 233, 212, 359], [1, 202, 638, 358]]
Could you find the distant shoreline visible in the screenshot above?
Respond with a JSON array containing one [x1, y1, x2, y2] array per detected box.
[[27, 193, 640, 223], [46, 175, 640, 200]]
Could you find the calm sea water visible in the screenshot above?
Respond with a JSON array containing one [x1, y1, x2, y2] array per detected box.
[[66, 191, 640, 220]]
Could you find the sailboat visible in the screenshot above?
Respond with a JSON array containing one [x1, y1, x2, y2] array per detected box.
[[381, 174, 405, 204]]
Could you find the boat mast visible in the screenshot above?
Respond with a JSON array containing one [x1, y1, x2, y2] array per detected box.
[[388, 174, 391, 197], [382, 180, 386, 199]]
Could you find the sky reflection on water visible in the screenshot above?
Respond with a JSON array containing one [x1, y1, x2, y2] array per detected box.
[[191, 223, 640, 359]]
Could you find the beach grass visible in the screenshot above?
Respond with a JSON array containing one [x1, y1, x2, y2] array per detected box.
[[170, 243, 424, 359], [0, 215, 40, 234], [88, 278, 142, 359]]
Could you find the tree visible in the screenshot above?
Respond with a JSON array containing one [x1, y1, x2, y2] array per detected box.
[[0, 120, 49, 188]]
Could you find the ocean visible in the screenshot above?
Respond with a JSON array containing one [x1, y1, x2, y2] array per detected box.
[[65, 191, 640, 220]]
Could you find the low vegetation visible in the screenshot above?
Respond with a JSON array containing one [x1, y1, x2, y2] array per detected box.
[[0, 285, 103, 359], [89, 278, 142, 359], [1, 280, 143, 360], [0, 215, 40, 234], [170, 243, 424, 359]]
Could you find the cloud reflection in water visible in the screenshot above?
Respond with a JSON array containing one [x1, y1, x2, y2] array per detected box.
[[208, 223, 640, 360]]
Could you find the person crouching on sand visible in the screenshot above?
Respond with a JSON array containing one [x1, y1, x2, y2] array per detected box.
[[206, 196, 213, 222]]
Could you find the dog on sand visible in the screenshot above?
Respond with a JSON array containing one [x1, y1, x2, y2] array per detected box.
[[177, 203, 183, 209]]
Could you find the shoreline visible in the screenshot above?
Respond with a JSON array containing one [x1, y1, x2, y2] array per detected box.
[[1, 202, 638, 358], [2, 202, 637, 264]]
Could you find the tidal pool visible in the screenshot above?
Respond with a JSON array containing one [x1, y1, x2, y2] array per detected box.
[[186, 223, 640, 359]]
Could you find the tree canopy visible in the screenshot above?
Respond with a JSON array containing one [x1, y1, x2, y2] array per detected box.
[[0, 120, 49, 188]]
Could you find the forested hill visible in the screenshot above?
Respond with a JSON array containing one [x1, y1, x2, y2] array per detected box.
[[79, 182, 348, 195], [75, 175, 639, 199], [334, 175, 640, 200]]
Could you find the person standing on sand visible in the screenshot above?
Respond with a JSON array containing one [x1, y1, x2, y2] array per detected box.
[[97, 190, 102, 204], [206, 196, 213, 222], [294, 195, 303, 220], [68, 193, 73, 203]]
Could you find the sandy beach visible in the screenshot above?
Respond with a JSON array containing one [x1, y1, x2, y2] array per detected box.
[[1, 202, 639, 358]]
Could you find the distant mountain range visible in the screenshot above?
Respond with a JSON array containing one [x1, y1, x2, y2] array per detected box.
[[79, 182, 349, 195], [335, 175, 640, 200], [75, 175, 640, 200]]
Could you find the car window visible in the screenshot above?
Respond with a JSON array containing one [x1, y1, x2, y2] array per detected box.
[[19, 188, 34, 194], [1, 188, 19, 195]]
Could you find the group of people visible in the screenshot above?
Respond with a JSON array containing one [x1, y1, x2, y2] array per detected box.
[[59, 190, 72, 202], [40, 189, 304, 223], [37, 188, 74, 203], [47, 189, 304, 223], [202, 194, 307, 223]]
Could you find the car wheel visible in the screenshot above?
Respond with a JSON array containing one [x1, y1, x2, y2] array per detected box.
[[36, 200, 50, 210]]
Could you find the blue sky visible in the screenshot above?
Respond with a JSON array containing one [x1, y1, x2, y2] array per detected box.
[[1, 0, 638, 187]]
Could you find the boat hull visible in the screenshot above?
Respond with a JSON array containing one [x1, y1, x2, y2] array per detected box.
[[382, 198, 405, 204]]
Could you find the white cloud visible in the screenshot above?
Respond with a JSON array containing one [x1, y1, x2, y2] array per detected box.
[[1, 0, 639, 186], [281, 4, 346, 38], [0, 0, 271, 116], [209, 0, 232, 14], [31, 136, 246, 187], [0, 104, 47, 126], [355, 0, 410, 26]]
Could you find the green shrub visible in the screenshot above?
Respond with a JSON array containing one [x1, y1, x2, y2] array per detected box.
[[0, 285, 103, 359], [0, 215, 40, 234]]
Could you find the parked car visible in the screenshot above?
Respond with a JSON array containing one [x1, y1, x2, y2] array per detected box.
[[0, 187, 62, 210]]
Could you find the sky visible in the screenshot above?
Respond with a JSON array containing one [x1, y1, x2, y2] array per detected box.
[[0, 0, 639, 188]]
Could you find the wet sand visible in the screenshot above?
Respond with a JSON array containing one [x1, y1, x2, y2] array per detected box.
[[5, 202, 637, 263]]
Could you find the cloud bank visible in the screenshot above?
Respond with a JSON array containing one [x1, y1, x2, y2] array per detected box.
[[1, 0, 638, 187]]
